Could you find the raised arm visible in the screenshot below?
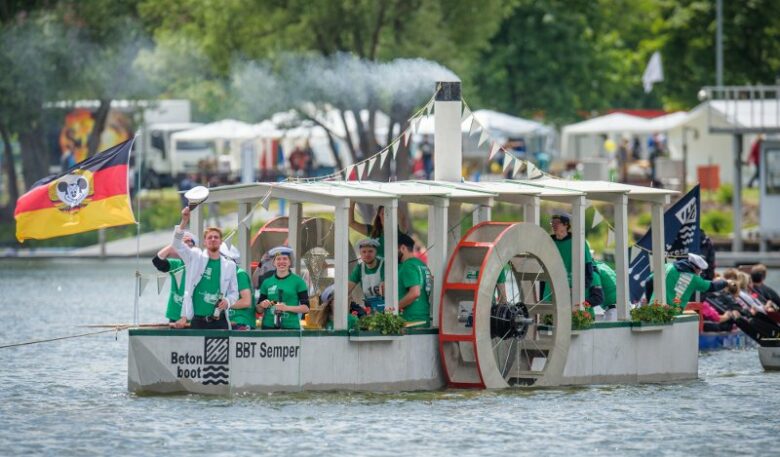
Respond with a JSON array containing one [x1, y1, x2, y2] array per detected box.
[[172, 207, 197, 265], [349, 201, 370, 235]]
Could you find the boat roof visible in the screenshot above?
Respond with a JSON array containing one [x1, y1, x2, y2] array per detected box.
[[205, 178, 674, 206]]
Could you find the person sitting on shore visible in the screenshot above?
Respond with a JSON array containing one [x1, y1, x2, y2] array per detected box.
[[172, 207, 239, 330], [398, 233, 433, 327], [348, 238, 385, 312], [219, 243, 255, 330], [645, 253, 728, 311], [152, 232, 196, 328], [256, 246, 310, 329]]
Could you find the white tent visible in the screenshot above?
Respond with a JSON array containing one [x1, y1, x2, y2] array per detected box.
[[561, 113, 659, 159], [170, 119, 258, 179]]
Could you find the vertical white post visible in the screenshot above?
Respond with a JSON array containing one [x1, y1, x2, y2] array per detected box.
[[571, 197, 586, 307], [428, 198, 449, 328], [288, 202, 303, 275], [237, 202, 251, 272], [447, 203, 462, 260], [191, 205, 203, 248], [651, 201, 667, 303], [333, 199, 349, 330], [434, 81, 462, 182], [523, 197, 540, 225], [613, 194, 630, 320], [472, 205, 491, 225], [384, 201, 399, 313]]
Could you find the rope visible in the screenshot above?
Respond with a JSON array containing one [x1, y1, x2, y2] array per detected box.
[[0, 328, 126, 350]]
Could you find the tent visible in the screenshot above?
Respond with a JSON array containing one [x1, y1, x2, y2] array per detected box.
[[561, 113, 659, 159], [170, 119, 258, 180]]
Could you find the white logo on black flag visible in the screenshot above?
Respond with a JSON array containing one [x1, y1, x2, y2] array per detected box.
[[636, 185, 701, 258]]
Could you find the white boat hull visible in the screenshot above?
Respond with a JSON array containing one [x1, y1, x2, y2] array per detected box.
[[758, 346, 780, 371]]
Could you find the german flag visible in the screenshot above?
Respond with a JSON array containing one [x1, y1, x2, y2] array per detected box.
[[14, 138, 136, 242]]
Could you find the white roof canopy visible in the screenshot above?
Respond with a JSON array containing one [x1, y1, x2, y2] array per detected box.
[[171, 119, 258, 142]]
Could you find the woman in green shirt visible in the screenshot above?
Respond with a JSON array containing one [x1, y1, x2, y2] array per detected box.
[[256, 246, 310, 329]]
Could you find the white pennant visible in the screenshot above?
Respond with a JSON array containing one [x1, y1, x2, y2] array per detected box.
[[403, 129, 412, 146], [469, 117, 480, 136], [426, 101, 434, 116], [607, 229, 615, 247], [461, 106, 472, 124], [503, 155, 514, 173], [392, 141, 400, 160], [356, 162, 366, 181], [478, 129, 490, 147], [367, 156, 377, 176], [380, 149, 390, 170], [513, 159, 525, 177], [138, 276, 149, 296], [591, 209, 604, 229], [527, 163, 543, 179], [260, 190, 272, 210], [173, 268, 184, 287], [489, 143, 501, 161], [413, 116, 423, 133], [157, 276, 167, 294]]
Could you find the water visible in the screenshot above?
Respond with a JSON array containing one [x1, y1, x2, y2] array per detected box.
[[1, 259, 779, 456]]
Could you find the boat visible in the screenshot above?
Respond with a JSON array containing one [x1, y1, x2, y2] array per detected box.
[[129, 81, 698, 394], [758, 341, 780, 371]]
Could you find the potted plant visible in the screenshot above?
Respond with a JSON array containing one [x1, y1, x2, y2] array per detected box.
[[350, 309, 406, 341], [571, 304, 595, 334], [630, 300, 679, 332]]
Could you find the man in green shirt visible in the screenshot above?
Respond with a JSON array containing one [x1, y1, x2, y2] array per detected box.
[[220, 243, 255, 330], [646, 253, 728, 310], [349, 238, 385, 312], [542, 211, 594, 303], [152, 232, 196, 328], [397, 233, 432, 326], [587, 260, 618, 321]]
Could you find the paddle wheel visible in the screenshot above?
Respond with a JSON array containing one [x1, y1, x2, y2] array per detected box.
[[439, 222, 571, 388]]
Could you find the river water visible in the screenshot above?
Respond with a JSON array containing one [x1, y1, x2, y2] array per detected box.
[[1, 259, 778, 456]]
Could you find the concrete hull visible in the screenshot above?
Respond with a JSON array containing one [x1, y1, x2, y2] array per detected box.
[[128, 316, 699, 394]]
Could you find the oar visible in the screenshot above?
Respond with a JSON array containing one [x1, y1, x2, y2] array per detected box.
[[80, 323, 176, 328]]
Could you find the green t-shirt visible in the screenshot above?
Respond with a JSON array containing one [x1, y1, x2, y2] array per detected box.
[[229, 268, 255, 328], [398, 257, 432, 326], [260, 273, 308, 329], [595, 261, 617, 307], [165, 258, 186, 322], [649, 263, 711, 309], [192, 258, 222, 317], [348, 260, 385, 284], [552, 234, 593, 286]]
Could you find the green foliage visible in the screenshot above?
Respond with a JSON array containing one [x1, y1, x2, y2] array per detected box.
[[636, 212, 652, 228], [630, 302, 679, 324], [701, 210, 733, 235], [715, 183, 733, 206], [358, 311, 406, 335], [572, 307, 595, 330]]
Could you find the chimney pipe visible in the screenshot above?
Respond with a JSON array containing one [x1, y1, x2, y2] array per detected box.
[[434, 81, 462, 182]]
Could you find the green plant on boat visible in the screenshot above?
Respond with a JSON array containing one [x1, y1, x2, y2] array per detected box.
[[358, 311, 406, 335], [630, 301, 679, 324]]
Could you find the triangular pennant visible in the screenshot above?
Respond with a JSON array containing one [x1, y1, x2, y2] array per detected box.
[[356, 162, 366, 181], [513, 159, 525, 178], [503, 155, 514, 173], [403, 128, 412, 146], [489, 142, 501, 161], [173, 268, 184, 287], [591, 208, 604, 229], [367, 156, 377, 175], [527, 163, 543, 179], [413, 116, 423, 133], [346, 164, 356, 181], [392, 141, 400, 160], [380, 149, 390, 170], [478, 129, 490, 147], [138, 276, 149, 296], [461, 106, 472, 124], [157, 276, 167, 294], [607, 229, 615, 247], [426, 100, 434, 117], [469, 117, 480, 136], [260, 190, 272, 210]]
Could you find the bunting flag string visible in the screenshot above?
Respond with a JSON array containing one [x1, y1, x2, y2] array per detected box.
[[392, 141, 400, 161], [156, 276, 167, 294], [502, 155, 514, 173], [478, 129, 490, 147], [592, 208, 604, 229], [380, 149, 390, 170], [356, 162, 366, 181], [367, 156, 377, 175], [512, 158, 525, 178], [461, 106, 472, 124], [489, 142, 501, 161], [138, 275, 149, 297], [469, 117, 480, 136]]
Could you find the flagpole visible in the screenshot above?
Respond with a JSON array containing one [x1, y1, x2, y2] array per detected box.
[[134, 126, 144, 327]]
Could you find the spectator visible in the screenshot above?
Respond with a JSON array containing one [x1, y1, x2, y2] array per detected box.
[[747, 134, 763, 188]]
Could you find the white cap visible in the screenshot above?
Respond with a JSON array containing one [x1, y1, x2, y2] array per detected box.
[[320, 285, 335, 304], [688, 253, 708, 270]]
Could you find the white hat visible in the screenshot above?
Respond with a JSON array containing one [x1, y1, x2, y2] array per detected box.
[[268, 246, 294, 258], [357, 238, 380, 250], [320, 285, 335, 304], [688, 253, 708, 270], [219, 242, 241, 262]]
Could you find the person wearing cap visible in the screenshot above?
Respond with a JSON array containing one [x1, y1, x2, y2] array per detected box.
[[544, 211, 594, 302], [315, 285, 359, 331], [219, 243, 255, 330], [173, 207, 239, 330], [152, 232, 196, 328], [646, 252, 729, 310], [398, 233, 433, 326], [349, 238, 385, 312], [256, 246, 310, 329]]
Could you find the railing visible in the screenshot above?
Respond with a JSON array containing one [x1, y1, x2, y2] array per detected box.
[[699, 85, 780, 134]]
